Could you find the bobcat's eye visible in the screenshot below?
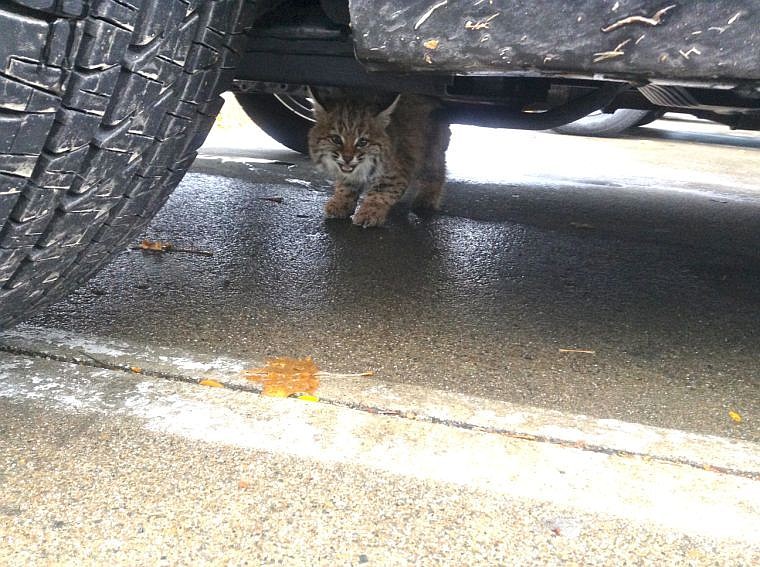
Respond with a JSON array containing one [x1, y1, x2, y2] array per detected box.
[[356, 137, 369, 148], [329, 134, 342, 146]]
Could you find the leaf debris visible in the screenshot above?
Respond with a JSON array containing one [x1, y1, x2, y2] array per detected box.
[[593, 39, 631, 62], [601, 4, 676, 33], [414, 0, 448, 30], [465, 13, 499, 30], [139, 240, 172, 252], [243, 357, 374, 397], [297, 394, 319, 402], [559, 348, 596, 355], [244, 356, 320, 397], [678, 47, 702, 60], [133, 239, 213, 257]]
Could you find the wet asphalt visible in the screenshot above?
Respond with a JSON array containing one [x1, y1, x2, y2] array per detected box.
[[28, 101, 760, 443]]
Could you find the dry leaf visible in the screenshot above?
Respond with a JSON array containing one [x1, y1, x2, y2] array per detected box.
[[244, 356, 320, 397], [199, 379, 224, 388], [132, 240, 212, 256], [139, 239, 173, 252], [423, 39, 440, 50], [130, 366, 142, 373], [297, 394, 319, 402], [728, 410, 742, 423]]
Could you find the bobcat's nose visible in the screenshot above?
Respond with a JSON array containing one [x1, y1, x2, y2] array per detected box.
[[341, 152, 354, 164]]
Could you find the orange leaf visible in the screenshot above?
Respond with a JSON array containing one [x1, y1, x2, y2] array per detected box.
[[243, 356, 320, 397], [199, 379, 223, 388], [130, 366, 142, 374], [139, 239, 173, 252], [263, 386, 290, 398]]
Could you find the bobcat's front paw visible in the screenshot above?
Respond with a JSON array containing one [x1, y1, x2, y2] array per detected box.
[[325, 194, 357, 219], [351, 204, 389, 228]]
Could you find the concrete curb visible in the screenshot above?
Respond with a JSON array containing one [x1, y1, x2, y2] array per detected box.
[[2, 325, 758, 479]]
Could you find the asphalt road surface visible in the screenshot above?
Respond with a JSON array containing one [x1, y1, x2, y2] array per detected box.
[[26, 103, 760, 443], [1, 97, 759, 564]]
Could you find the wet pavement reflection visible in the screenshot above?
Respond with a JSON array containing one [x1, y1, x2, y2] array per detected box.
[[30, 112, 760, 442]]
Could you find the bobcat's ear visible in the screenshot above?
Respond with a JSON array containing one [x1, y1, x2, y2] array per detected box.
[[307, 87, 328, 116], [376, 94, 401, 127]]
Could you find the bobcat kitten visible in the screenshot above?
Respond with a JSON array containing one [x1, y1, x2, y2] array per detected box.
[[308, 90, 450, 227]]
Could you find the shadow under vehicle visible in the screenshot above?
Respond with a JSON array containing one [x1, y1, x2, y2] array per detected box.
[[0, 0, 758, 325]]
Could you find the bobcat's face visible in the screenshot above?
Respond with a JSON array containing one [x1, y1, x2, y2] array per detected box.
[[308, 97, 397, 183], [317, 130, 381, 182]]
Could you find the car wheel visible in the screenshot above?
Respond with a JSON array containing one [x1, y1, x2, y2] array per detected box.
[[234, 92, 313, 154], [0, 0, 254, 329], [553, 109, 660, 137], [632, 110, 665, 127]]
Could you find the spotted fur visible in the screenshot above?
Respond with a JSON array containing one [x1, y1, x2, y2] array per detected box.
[[308, 91, 450, 227]]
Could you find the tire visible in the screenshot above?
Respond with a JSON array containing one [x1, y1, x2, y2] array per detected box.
[[0, 0, 255, 329], [633, 110, 665, 127], [553, 109, 659, 137], [234, 92, 312, 153]]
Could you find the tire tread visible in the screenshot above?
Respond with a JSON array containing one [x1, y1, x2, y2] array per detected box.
[[0, 0, 255, 327]]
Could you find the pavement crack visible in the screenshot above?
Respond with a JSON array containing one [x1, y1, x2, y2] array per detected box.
[[323, 397, 760, 481], [0, 341, 262, 394], [2, 341, 757, 481]]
